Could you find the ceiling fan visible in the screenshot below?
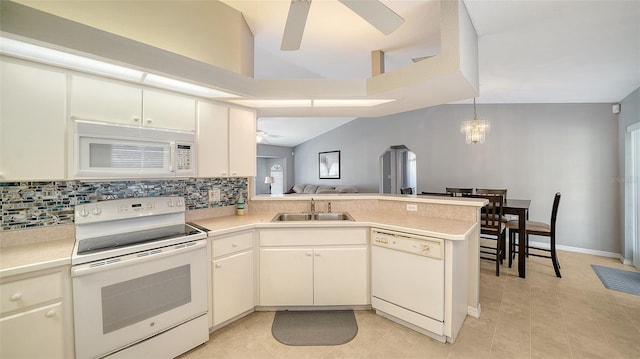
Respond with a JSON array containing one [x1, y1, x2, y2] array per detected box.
[[281, 0, 405, 51], [256, 130, 282, 144]]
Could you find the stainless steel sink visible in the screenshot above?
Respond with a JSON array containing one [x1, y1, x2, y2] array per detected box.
[[313, 212, 354, 221], [271, 212, 354, 222], [272, 213, 314, 221]]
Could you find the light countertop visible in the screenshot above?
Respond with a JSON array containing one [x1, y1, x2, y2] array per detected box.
[[1, 211, 476, 277]]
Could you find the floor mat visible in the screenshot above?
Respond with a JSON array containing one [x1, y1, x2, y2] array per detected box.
[[591, 264, 640, 296], [271, 310, 358, 346]]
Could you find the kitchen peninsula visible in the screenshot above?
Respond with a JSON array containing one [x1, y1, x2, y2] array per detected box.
[[0, 194, 485, 353], [191, 194, 486, 343]]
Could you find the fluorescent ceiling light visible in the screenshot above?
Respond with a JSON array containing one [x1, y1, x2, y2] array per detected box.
[[229, 98, 395, 108], [229, 99, 313, 107], [312, 99, 395, 107], [144, 73, 239, 98], [0, 37, 144, 81], [0, 37, 240, 99]]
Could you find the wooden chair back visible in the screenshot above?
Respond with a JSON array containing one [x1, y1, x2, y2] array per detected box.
[[445, 187, 473, 196]]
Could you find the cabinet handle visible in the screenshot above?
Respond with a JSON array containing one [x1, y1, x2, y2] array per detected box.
[[10, 293, 22, 301], [232, 243, 238, 247], [133, 117, 140, 122], [315, 252, 320, 256], [215, 263, 222, 268], [221, 172, 227, 176], [146, 118, 153, 124], [45, 310, 56, 318], [306, 252, 312, 256]]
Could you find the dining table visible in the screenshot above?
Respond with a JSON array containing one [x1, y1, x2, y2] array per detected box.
[[502, 199, 531, 278]]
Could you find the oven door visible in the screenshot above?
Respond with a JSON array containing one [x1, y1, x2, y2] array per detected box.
[[71, 240, 207, 359]]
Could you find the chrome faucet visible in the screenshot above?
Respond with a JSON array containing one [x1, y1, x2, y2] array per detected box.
[[328, 202, 332, 213], [310, 198, 315, 213]]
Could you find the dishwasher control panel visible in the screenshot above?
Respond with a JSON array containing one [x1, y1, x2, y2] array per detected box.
[[371, 229, 443, 260]]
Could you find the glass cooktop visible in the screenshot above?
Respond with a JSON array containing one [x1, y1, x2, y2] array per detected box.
[[77, 224, 201, 256]]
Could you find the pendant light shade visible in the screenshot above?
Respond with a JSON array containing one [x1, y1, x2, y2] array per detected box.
[[460, 98, 490, 144]]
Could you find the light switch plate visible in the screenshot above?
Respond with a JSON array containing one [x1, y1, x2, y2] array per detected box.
[[406, 204, 418, 211], [208, 188, 221, 202]]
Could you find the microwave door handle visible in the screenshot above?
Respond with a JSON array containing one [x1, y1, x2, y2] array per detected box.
[[169, 141, 176, 172]]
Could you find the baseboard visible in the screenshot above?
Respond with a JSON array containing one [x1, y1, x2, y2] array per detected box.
[[528, 240, 622, 259]]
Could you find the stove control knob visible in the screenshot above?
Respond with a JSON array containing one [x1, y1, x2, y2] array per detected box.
[[92, 207, 102, 215], [79, 208, 89, 217]]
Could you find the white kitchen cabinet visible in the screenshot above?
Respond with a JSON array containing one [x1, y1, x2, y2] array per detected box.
[[259, 248, 314, 306], [70, 75, 196, 131], [313, 247, 368, 305], [142, 89, 196, 131], [197, 101, 256, 177], [258, 228, 368, 307], [228, 107, 256, 177], [70, 74, 142, 125], [0, 266, 72, 359], [0, 58, 67, 180], [211, 231, 255, 327]]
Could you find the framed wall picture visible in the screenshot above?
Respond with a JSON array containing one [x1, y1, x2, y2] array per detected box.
[[319, 150, 340, 179]]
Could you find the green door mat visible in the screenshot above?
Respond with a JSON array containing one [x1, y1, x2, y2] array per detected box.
[[272, 310, 358, 346]]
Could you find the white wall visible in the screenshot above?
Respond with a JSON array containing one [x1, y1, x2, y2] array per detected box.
[[295, 103, 620, 253], [618, 87, 640, 262]]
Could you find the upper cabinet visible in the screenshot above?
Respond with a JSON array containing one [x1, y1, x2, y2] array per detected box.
[[142, 89, 196, 132], [70, 75, 196, 132], [0, 59, 67, 181], [197, 101, 256, 177], [228, 107, 256, 177]]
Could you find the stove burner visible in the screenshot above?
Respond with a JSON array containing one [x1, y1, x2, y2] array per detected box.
[[77, 224, 200, 256]]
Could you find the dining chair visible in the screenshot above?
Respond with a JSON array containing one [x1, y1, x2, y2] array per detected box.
[[507, 192, 562, 277], [420, 192, 453, 197], [471, 194, 506, 276], [445, 187, 473, 196]]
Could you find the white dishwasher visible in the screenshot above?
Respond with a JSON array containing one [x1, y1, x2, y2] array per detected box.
[[371, 228, 446, 342]]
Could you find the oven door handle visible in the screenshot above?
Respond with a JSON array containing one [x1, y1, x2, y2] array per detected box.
[[71, 239, 206, 277]]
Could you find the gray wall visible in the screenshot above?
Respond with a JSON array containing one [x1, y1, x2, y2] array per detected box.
[[295, 103, 621, 254], [618, 87, 640, 262]]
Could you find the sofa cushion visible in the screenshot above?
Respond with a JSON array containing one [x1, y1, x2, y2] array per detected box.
[[293, 184, 307, 193], [335, 186, 358, 193], [316, 186, 338, 194], [303, 184, 319, 193]]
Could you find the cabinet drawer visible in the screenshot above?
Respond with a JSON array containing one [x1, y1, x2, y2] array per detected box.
[[259, 228, 368, 246], [1, 272, 62, 314], [212, 231, 254, 258]]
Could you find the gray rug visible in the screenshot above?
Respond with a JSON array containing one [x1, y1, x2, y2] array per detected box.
[[591, 264, 640, 296], [272, 310, 358, 346]]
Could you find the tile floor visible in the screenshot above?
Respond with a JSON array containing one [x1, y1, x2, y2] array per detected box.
[[180, 251, 640, 358]]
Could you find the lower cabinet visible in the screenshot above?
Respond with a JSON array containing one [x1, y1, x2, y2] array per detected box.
[[0, 266, 72, 359], [258, 228, 369, 307], [211, 231, 255, 327]]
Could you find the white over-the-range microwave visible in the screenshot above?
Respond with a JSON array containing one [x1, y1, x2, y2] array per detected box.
[[72, 120, 196, 179]]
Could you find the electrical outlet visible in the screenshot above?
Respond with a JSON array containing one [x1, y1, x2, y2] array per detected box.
[[406, 204, 418, 212], [208, 188, 221, 203]]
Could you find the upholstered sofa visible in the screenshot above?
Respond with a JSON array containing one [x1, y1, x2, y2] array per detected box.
[[285, 184, 359, 194]]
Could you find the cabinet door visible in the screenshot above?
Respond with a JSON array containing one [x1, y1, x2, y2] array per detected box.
[[0, 302, 65, 359], [228, 107, 256, 177], [70, 75, 142, 125], [0, 60, 66, 180], [197, 101, 229, 177], [259, 248, 313, 306], [143, 89, 196, 131], [213, 251, 254, 326], [314, 247, 369, 305]]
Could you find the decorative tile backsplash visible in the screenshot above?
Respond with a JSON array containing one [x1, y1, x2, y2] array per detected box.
[[0, 178, 248, 231]]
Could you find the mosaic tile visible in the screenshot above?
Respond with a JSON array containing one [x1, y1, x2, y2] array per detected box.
[[0, 178, 248, 232]]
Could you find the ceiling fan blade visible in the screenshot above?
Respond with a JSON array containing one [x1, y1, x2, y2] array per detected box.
[[338, 0, 405, 35], [281, 0, 312, 51]]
